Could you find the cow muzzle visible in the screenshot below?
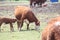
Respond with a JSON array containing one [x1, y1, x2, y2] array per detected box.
[[35, 25, 40, 31]]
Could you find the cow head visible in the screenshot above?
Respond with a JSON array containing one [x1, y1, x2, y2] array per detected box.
[[35, 21, 40, 30]]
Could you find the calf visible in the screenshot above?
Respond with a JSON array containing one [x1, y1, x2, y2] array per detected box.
[[42, 16, 60, 40], [0, 17, 17, 32], [14, 6, 40, 31]]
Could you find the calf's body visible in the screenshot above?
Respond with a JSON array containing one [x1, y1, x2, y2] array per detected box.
[[0, 17, 17, 32]]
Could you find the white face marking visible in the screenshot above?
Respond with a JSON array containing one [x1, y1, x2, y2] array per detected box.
[[35, 26, 40, 30], [54, 21, 60, 26]]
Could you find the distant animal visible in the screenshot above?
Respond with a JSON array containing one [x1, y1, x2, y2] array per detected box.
[[30, 0, 47, 7], [14, 6, 40, 31], [42, 16, 60, 40], [0, 17, 17, 32]]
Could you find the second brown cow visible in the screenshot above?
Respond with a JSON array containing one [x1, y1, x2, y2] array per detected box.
[[42, 16, 60, 40]]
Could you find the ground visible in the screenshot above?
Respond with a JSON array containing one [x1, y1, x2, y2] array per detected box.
[[0, 1, 60, 40]]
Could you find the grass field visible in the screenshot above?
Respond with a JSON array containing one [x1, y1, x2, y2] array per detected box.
[[0, 1, 60, 40]]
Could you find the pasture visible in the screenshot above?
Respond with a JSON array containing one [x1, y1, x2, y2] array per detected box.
[[0, 1, 60, 40]]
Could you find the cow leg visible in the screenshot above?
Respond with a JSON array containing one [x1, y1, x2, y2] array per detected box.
[[27, 24, 29, 30], [21, 21, 23, 29], [17, 20, 23, 31], [24, 19, 30, 30], [17, 21, 21, 31], [19, 21, 23, 31], [18, 19, 24, 31], [19, 15, 26, 31], [10, 23, 14, 32]]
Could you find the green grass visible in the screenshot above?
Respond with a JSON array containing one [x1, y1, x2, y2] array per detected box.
[[0, 31, 40, 40]]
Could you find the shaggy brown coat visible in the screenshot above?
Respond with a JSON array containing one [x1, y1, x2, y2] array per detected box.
[[42, 16, 60, 40], [14, 6, 40, 31], [0, 17, 17, 32]]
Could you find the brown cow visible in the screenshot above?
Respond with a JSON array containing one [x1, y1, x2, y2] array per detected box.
[[0, 17, 17, 32], [14, 6, 40, 31], [42, 16, 60, 40], [30, 0, 47, 7]]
